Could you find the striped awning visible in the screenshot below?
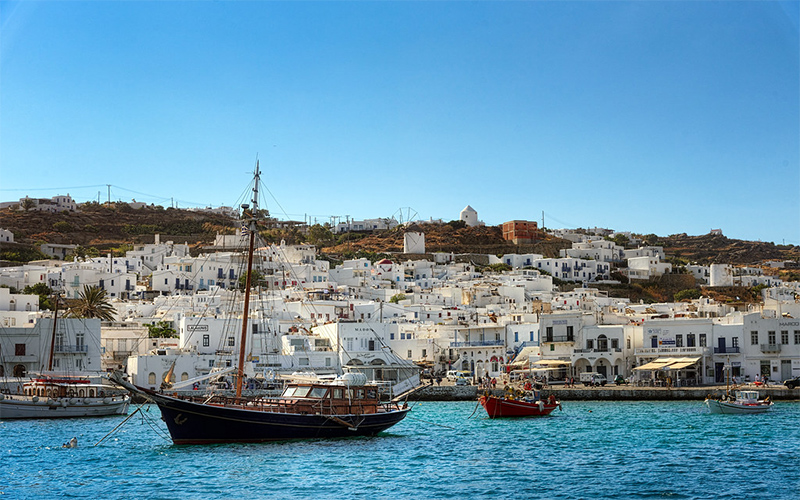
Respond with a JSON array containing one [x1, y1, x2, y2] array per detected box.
[[634, 357, 701, 370]]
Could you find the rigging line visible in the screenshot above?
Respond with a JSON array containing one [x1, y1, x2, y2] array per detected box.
[[93, 405, 143, 446]]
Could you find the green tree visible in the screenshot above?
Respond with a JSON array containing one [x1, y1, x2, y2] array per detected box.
[[487, 263, 512, 273], [307, 224, 335, 247], [68, 285, 116, 321], [389, 293, 407, 303], [22, 283, 54, 310], [53, 221, 74, 233], [147, 321, 178, 338], [20, 198, 36, 211], [674, 288, 702, 301]]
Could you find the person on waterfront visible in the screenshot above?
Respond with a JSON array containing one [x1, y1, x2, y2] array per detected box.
[[763, 375, 769, 387], [491, 377, 497, 389], [436, 376, 441, 386]]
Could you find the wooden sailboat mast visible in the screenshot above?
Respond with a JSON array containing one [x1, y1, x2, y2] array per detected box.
[[235, 162, 260, 399], [47, 295, 60, 372]]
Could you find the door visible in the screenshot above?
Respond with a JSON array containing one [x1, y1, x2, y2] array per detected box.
[[781, 360, 792, 381], [714, 362, 724, 383], [718, 337, 726, 353]]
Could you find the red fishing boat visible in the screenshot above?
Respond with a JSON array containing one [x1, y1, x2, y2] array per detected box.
[[479, 391, 560, 418]]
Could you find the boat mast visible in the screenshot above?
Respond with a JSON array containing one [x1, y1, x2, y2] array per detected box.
[[235, 162, 260, 399], [47, 294, 60, 372]]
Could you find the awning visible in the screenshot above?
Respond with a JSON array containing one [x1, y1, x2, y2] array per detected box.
[[532, 359, 571, 367], [509, 346, 538, 367], [634, 356, 701, 370], [633, 358, 676, 371], [662, 357, 701, 370]]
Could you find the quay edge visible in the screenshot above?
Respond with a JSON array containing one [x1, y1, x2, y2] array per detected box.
[[404, 385, 800, 402]]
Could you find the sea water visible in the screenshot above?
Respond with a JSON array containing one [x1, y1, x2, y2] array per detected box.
[[2, 400, 798, 499]]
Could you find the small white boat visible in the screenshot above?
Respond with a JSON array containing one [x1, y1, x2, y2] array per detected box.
[[0, 376, 130, 419], [705, 390, 773, 414]]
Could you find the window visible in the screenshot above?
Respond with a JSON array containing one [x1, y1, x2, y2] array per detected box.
[[687, 333, 695, 347], [675, 335, 683, 348], [627, 338, 631, 349], [227, 336, 235, 347], [699, 334, 707, 347], [732, 337, 739, 348], [781, 330, 789, 345], [750, 331, 759, 345], [795, 330, 800, 344], [202, 335, 210, 347], [148, 373, 156, 385], [545, 326, 553, 341], [407, 350, 412, 359], [514, 332, 519, 342], [15, 344, 25, 356], [611, 339, 619, 350], [768, 331, 776, 345], [586, 339, 594, 350], [567, 326, 574, 341]]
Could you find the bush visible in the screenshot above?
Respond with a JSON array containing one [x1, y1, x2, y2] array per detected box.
[[53, 221, 74, 232], [674, 288, 702, 301]]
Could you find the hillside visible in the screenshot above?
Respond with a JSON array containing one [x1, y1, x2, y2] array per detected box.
[[0, 203, 234, 251], [1, 205, 798, 269]]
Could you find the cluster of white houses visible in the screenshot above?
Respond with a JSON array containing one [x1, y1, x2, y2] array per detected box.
[[1, 226, 798, 393]]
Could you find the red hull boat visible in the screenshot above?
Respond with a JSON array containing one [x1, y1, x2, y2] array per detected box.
[[479, 394, 560, 418]]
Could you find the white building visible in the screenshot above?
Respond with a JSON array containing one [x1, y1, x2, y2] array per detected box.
[[459, 205, 479, 227]]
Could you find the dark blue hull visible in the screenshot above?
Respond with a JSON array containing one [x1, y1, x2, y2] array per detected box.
[[150, 392, 409, 445]]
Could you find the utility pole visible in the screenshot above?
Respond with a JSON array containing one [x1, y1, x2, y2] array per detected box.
[[107, 185, 111, 204]]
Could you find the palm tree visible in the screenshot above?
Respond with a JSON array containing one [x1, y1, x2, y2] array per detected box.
[[69, 285, 116, 321]]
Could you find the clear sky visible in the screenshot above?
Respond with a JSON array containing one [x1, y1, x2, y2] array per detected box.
[[1, 1, 798, 245]]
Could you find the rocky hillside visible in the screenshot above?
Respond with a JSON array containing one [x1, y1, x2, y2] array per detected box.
[[1, 205, 798, 269], [657, 233, 798, 265], [0, 203, 234, 251]]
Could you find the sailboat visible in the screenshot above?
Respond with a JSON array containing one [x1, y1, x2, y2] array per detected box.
[[110, 163, 409, 444], [0, 300, 131, 419]]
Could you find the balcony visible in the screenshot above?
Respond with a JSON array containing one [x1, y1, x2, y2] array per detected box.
[[543, 335, 574, 343], [713, 346, 740, 354], [451, 340, 505, 348], [54, 344, 88, 353], [760, 344, 781, 353]]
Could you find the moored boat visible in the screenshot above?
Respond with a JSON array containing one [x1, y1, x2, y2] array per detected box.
[[110, 164, 409, 444], [0, 375, 130, 419], [110, 371, 408, 444], [479, 391, 560, 418], [705, 390, 773, 414]]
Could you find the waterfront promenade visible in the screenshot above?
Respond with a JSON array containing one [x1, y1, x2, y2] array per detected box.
[[407, 380, 800, 401]]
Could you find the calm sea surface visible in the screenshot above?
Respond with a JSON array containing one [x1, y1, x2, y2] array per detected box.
[[2, 400, 799, 499]]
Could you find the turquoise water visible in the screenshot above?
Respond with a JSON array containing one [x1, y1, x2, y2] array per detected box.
[[2, 400, 799, 499]]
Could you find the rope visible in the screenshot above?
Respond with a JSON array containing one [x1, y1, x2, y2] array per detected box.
[[93, 406, 142, 446], [467, 400, 481, 419]]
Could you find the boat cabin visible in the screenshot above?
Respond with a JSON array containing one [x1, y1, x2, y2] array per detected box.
[[275, 382, 384, 415]]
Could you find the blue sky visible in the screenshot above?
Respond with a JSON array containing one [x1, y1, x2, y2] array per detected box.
[[1, 1, 798, 245]]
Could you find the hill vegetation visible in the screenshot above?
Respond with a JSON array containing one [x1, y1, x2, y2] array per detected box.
[[1, 204, 798, 304]]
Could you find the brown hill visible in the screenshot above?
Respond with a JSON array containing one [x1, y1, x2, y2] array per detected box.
[[0, 203, 234, 251], [1, 205, 798, 269], [658, 233, 798, 265], [322, 223, 571, 257]]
